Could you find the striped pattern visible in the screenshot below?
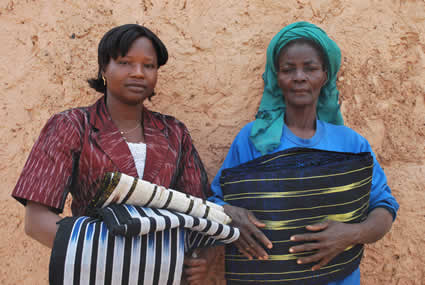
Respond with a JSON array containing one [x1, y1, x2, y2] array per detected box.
[[12, 96, 210, 216], [97, 204, 239, 242], [50, 209, 238, 285], [88, 172, 231, 225], [50, 217, 184, 285], [220, 148, 373, 284]]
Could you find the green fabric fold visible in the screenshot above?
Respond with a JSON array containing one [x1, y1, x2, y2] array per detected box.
[[250, 21, 344, 155]]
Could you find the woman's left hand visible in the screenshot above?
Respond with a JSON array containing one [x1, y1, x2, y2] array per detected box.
[[289, 220, 360, 271], [183, 250, 208, 284]]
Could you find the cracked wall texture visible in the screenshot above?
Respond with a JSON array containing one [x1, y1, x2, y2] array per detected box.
[[1, 0, 424, 284]]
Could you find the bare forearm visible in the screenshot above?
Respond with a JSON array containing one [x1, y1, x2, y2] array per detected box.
[[354, 207, 394, 245], [25, 201, 61, 248]]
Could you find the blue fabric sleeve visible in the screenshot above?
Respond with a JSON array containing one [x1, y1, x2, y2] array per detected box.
[[208, 139, 240, 205], [362, 141, 399, 220], [208, 124, 258, 205]]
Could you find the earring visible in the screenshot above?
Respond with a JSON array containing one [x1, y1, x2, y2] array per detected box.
[[102, 75, 106, 86]]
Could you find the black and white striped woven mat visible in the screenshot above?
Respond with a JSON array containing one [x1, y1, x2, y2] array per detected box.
[[50, 205, 239, 285]]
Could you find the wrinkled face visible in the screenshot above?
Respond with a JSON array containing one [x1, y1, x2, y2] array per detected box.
[[277, 43, 327, 108], [102, 37, 158, 105]]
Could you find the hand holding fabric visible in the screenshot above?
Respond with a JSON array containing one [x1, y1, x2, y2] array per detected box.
[[223, 204, 272, 260], [183, 250, 208, 285], [289, 220, 359, 271]]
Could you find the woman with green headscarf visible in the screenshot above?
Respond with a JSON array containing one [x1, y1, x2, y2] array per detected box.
[[208, 22, 398, 284]]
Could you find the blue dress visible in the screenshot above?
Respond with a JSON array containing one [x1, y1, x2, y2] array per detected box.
[[209, 120, 399, 285]]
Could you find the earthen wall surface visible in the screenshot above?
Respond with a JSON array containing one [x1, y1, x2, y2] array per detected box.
[[1, 0, 424, 284]]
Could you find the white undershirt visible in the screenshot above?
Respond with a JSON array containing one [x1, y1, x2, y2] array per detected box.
[[126, 142, 147, 178]]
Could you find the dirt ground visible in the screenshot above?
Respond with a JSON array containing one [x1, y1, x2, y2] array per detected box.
[[1, 0, 424, 284]]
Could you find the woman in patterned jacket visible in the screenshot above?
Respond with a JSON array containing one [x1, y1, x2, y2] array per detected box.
[[12, 24, 209, 284]]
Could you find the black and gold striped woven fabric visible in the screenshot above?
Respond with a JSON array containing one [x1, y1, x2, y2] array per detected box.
[[221, 148, 373, 284]]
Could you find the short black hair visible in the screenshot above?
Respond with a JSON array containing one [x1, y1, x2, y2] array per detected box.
[[88, 24, 168, 94], [275, 38, 328, 71]]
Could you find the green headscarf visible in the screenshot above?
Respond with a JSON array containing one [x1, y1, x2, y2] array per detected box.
[[250, 21, 344, 155]]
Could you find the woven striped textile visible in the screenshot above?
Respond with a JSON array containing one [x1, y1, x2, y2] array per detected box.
[[49, 172, 238, 284], [97, 204, 239, 241], [221, 148, 373, 285], [87, 172, 231, 225], [50, 207, 239, 285]]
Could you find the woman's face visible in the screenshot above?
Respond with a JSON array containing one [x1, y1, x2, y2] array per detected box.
[[277, 43, 327, 108], [102, 36, 158, 106]]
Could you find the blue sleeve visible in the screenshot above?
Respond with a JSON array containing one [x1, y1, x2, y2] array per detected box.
[[208, 123, 256, 205], [208, 139, 241, 205], [362, 142, 399, 220]]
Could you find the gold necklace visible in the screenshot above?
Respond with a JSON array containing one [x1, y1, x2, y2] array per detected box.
[[120, 123, 141, 136]]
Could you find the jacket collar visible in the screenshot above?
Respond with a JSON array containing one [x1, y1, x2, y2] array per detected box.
[[89, 96, 138, 177], [141, 103, 170, 183], [88, 96, 169, 182]]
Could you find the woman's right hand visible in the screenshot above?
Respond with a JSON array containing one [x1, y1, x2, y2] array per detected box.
[[223, 204, 272, 260], [25, 201, 61, 248]]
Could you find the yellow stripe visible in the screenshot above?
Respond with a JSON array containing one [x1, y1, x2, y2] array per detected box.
[[224, 176, 371, 201], [221, 163, 373, 186], [226, 246, 359, 263], [226, 251, 312, 261], [272, 239, 292, 244], [263, 201, 369, 230], [252, 191, 370, 213], [226, 269, 343, 282], [259, 152, 304, 164], [268, 251, 317, 261], [226, 248, 363, 278]]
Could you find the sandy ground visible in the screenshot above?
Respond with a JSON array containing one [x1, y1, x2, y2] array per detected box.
[[0, 0, 424, 284]]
